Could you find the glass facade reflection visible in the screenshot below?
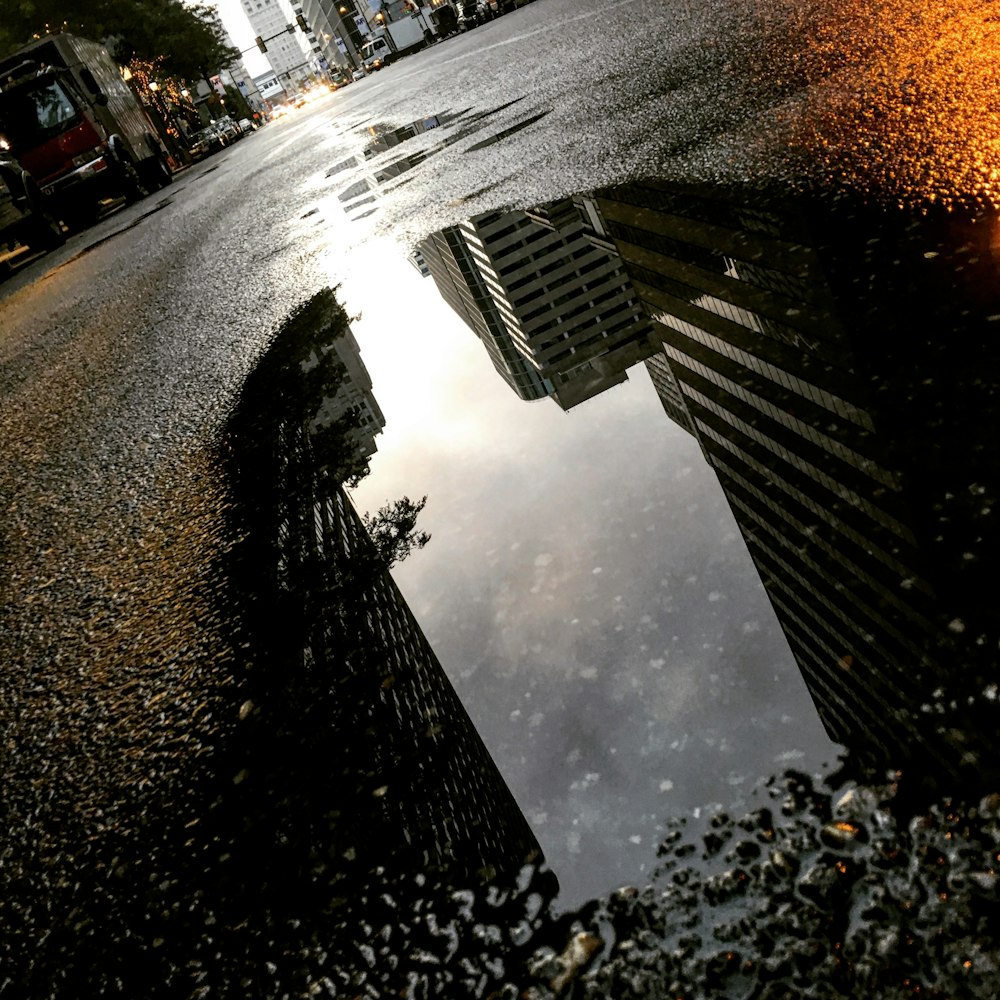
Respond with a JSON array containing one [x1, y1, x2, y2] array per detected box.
[[419, 202, 655, 409], [593, 181, 1000, 782]]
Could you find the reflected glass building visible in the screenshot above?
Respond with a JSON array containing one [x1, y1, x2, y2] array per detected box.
[[420, 203, 655, 408], [593, 181, 1000, 779]]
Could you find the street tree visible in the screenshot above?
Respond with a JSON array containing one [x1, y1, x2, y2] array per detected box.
[[0, 0, 236, 81]]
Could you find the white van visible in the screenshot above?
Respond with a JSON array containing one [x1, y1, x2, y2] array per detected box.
[[360, 37, 393, 72]]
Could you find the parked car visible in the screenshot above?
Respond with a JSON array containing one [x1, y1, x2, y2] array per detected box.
[[213, 117, 243, 143], [0, 150, 65, 260], [186, 125, 227, 161], [237, 117, 256, 134]]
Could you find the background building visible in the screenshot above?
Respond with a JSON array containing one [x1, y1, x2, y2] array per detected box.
[[240, 0, 317, 92]]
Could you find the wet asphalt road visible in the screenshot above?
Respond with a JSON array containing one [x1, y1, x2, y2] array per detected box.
[[4, 0, 1000, 955]]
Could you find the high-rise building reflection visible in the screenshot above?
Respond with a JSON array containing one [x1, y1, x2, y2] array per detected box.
[[595, 182, 1000, 781], [418, 204, 655, 409], [420, 185, 1000, 783]]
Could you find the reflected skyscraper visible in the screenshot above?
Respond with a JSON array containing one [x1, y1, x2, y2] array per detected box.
[[305, 324, 384, 461], [592, 180, 1000, 779], [419, 203, 655, 409], [228, 288, 545, 888]]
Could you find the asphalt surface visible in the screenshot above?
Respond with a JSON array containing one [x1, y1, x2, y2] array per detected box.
[[3, 0, 1000, 993]]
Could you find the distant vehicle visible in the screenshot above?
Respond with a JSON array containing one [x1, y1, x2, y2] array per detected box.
[[431, 4, 460, 36], [352, 68, 367, 82], [360, 16, 428, 72], [237, 117, 255, 134], [292, 94, 307, 109], [212, 117, 242, 143], [186, 126, 227, 161], [459, 0, 486, 28], [360, 38, 391, 72], [0, 34, 171, 232], [0, 150, 65, 260]]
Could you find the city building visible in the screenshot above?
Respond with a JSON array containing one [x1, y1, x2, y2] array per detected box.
[[252, 69, 286, 103], [195, 6, 266, 120], [420, 202, 655, 409], [240, 0, 317, 92], [594, 179, 1000, 779], [300, 0, 355, 71]]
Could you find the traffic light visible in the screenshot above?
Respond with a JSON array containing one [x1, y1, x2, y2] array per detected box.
[[296, 13, 309, 31], [255, 35, 267, 52]]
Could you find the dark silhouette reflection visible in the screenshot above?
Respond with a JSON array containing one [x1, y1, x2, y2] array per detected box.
[[0, 289, 559, 997], [422, 182, 1000, 792], [196, 288, 559, 996], [224, 289, 544, 884], [599, 183, 1000, 790]]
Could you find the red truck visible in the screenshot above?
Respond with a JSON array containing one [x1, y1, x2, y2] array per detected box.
[[0, 34, 172, 231]]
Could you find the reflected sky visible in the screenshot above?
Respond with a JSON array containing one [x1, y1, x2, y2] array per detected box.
[[336, 234, 836, 906]]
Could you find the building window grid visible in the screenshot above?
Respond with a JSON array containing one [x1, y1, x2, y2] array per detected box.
[[763, 586, 894, 744], [661, 343, 898, 490], [630, 267, 842, 368], [688, 400, 915, 546], [696, 421, 928, 603], [729, 491, 933, 669], [611, 183, 792, 241], [748, 559, 907, 725], [655, 311, 874, 430], [610, 220, 817, 305], [527, 287, 639, 342], [713, 454, 935, 626], [762, 573, 948, 765], [524, 273, 629, 325]]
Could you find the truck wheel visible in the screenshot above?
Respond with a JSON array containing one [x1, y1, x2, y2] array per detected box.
[[62, 204, 99, 234], [115, 154, 148, 205], [24, 208, 66, 253]]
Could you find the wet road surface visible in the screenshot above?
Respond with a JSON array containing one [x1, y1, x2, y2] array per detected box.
[[3, 0, 1000, 995]]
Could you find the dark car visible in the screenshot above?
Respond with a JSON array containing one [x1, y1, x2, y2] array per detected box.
[[186, 125, 228, 162], [0, 151, 65, 262]]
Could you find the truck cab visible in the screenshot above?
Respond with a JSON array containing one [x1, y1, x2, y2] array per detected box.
[[360, 37, 394, 72], [0, 35, 171, 230]]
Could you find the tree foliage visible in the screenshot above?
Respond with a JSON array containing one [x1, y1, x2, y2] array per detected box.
[[0, 0, 237, 80], [362, 496, 432, 568]]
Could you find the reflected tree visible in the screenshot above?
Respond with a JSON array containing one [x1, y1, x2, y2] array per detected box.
[[362, 494, 431, 568]]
